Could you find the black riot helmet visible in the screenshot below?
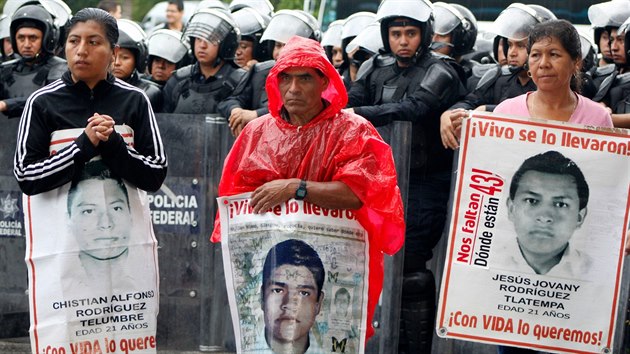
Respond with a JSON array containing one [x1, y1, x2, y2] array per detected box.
[[376, 0, 434, 62], [184, 8, 240, 64], [341, 12, 376, 65], [431, 2, 477, 57], [117, 19, 148, 73], [10, 4, 58, 56], [345, 22, 383, 67], [491, 3, 555, 69], [228, 0, 274, 17], [232, 6, 270, 61], [589, 0, 630, 46], [147, 29, 189, 73], [577, 31, 597, 72], [616, 16, 630, 65], [321, 19, 344, 63], [259, 9, 321, 55]]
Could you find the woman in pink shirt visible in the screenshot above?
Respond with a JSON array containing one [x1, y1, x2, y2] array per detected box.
[[493, 19, 612, 127]]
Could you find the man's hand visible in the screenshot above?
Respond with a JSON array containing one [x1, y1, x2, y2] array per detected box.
[[85, 113, 115, 146], [250, 178, 300, 214], [440, 109, 467, 149], [228, 108, 258, 137], [0, 101, 7, 112]]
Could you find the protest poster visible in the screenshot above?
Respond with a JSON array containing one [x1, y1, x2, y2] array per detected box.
[[24, 128, 159, 354], [218, 193, 369, 354], [436, 112, 630, 353]]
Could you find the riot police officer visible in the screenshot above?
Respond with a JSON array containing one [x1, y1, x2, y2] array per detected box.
[[217, 9, 321, 136], [114, 19, 162, 111], [586, 1, 630, 96], [346, 0, 466, 352], [344, 22, 383, 82], [161, 8, 246, 114], [0, 4, 66, 118], [231, 6, 271, 69], [0, 14, 17, 62], [592, 14, 630, 128], [145, 29, 189, 86], [339, 12, 376, 88], [321, 19, 345, 70], [430, 2, 481, 90]]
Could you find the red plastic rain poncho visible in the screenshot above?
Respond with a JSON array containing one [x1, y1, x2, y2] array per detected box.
[[211, 36, 405, 338]]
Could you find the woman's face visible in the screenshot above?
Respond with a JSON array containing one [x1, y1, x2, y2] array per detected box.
[[113, 47, 136, 80], [528, 36, 579, 92], [65, 20, 115, 88]]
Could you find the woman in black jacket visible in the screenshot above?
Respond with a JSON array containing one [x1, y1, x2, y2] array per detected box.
[[14, 8, 167, 196]]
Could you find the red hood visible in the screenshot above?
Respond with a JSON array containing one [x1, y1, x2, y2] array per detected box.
[[266, 36, 348, 122]]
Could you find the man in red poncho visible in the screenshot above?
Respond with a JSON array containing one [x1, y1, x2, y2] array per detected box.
[[211, 35, 405, 342]]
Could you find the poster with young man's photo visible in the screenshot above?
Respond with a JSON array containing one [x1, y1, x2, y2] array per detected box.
[[218, 194, 369, 354], [436, 112, 630, 353], [24, 129, 159, 354]]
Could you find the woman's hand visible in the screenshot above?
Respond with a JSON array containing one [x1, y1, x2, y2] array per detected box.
[[440, 109, 467, 149], [85, 113, 115, 146]]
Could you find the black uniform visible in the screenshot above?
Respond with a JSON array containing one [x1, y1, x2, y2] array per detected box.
[[592, 67, 630, 113], [14, 71, 167, 195], [451, 66, 536, 111], [217, 59, 273, 118], [124, 70, 163, 113], [162, 62, 245, 114], [348, 50, 466, 353], [0, 55, 66, 118]]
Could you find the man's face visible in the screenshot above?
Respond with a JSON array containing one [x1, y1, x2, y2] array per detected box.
[[272, 41, 285, 60], [151, 57, 177, 82], [334, 293, 350, 316], [166, 3, 183, 25], [331, 46, 344, 68], [506, 38, 528, 67], [194, 37, 219, 65], [278, 67, 329, 119], [431, 33, 453, 56], [507, 171, 586, 258], [15, 27, 43, 58], [599, 30, 612, 59], [388, 21, 421, 62], [69, 178, 132, 260], [3, 37, 13, 56], [235, 39, 254, 67], [263, 264, 322, 344], [610, 28, 626, 65], [112, 47, 136, 80]]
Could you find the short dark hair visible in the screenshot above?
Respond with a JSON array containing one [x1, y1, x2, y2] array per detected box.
[[66, 8, 118, 49], [97, 0, 120, 14], [528, 19, 582, 92], [509, 150, 589, 210], [168, 0, 184, 12], [261, 239, 325, 301], [67, 160, 129, 216]]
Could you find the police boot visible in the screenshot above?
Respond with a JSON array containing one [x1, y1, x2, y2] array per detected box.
[[398, 269, 436, 354]]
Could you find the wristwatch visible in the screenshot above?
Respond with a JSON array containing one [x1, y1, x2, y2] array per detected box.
[[295, 180, 307, 200]]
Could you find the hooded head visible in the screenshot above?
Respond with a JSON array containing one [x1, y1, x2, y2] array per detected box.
[[266, 35, 347, 121]]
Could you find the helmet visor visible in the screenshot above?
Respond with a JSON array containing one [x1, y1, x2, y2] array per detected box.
[[491, 5, 539, 41], [321, 21, 343, 47], [185, 12, 232, 45], [433, 3, 461, 35], [376, 0, 433, 24], [260, 12, 314, 44]]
